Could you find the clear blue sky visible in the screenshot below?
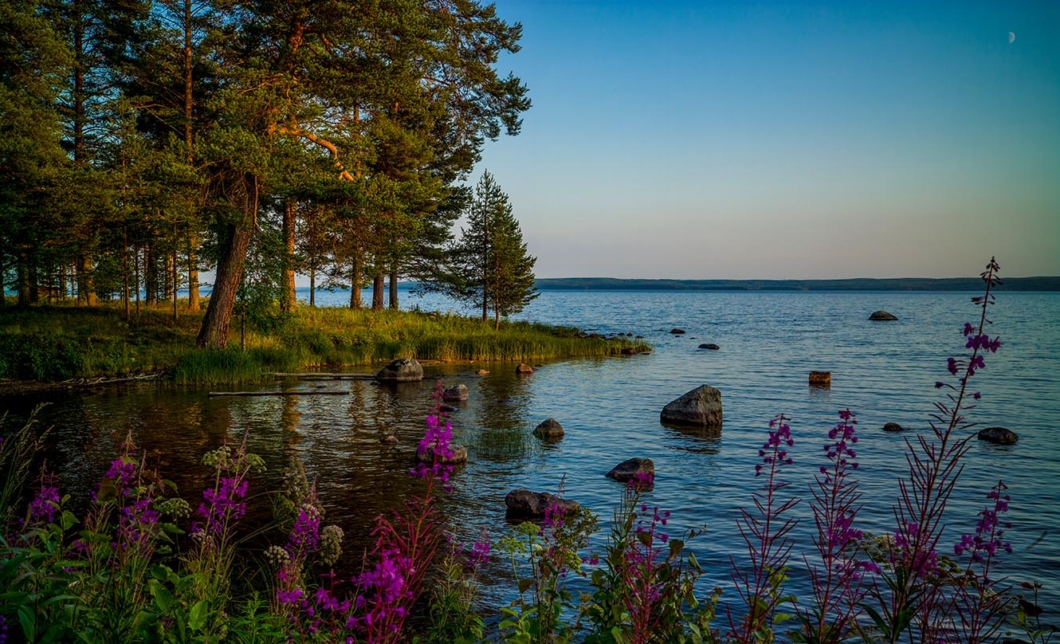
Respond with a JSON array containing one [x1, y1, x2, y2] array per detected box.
[[473, 0, 1060, 279]]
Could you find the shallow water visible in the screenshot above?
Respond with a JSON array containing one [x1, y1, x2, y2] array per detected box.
[[4, 289, 1059, 613]]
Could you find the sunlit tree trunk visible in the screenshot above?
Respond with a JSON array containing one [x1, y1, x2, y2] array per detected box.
[[281, 198, 297, 312], [372, 273, 384, 310], [389, 268, 399, 310]]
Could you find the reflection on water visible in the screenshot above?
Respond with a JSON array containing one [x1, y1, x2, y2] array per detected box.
[[3, 290, 1060, 611]]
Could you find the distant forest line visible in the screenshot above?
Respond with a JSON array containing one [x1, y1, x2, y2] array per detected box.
[[533, 277, 1060, 292]]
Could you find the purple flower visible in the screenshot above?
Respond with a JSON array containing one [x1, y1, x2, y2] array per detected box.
[[28, 484, 61, 525]]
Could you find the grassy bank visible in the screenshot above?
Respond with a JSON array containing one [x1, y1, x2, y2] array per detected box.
[[0, 303, 649, 385]]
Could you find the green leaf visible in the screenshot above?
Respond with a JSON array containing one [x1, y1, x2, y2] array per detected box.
[[668, 538, 685, 557], [188, 600, 209, 632], [518, 577, 533, 594]]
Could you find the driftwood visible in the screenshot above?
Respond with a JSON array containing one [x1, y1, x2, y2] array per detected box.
[[208, 390, 349, 397], [272, 373, 375, 380]]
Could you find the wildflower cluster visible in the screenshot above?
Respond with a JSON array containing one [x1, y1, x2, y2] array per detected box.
[[757, 413, 794, 476], [412, 411, 454, 482], [954, 481, 1013, 565], [27, 474, 60, 526]]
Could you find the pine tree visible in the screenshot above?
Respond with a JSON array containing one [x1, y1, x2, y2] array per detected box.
[[453, 171, 537, 328]]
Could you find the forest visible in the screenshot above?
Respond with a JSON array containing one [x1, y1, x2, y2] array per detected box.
[[0, 0, 532, 348]]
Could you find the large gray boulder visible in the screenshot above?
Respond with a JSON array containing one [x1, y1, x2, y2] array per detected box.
[[605, 457, 654, 483], [376, 358, 423, 382], [978, 427, 1018, 445], [533, 418, 565, 440], [661, 385, 723, 426], [504, 489, 580, 518], [869, 310, 898, 321]]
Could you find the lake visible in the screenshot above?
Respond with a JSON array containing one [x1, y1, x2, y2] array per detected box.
[[4, 288, 1059, 613]]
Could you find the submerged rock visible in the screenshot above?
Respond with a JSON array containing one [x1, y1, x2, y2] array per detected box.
[[605, 457, 655, 483], [505, 489, 580, 518], [477, 369, 489, 376], [516, 363, 534, 375], [380, 435, 398, 445], [698, 343, 720, 350], [869, 310, 898, 321], [882, 422, 905, 433], [661, 385, 723, 426], [978, 426, 1018, 445], [532, 418, 565, 440], [442, 384, 469, 402], [375, 358, 423, 382], [417, 443, 468, 464], [670, 328, 686, 335]]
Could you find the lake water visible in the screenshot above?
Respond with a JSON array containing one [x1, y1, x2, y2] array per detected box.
[[4, 288, 1059, 614]]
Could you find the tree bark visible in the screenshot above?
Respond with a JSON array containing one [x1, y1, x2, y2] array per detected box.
[[145, 242, 157, 305], [79, 255, 97, 306], [309, 267, 316, 307], [389, 268, 399, 310], [196, 174, 259, 348], [372, 273, 384, 310], [350, 252, 362, 309], [188, 241, 200, 312], [281, 198, 297, 312]]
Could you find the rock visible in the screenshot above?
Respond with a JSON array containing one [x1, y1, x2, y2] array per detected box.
[[532, 418, 564, 440], [380, 434, 398, 445], [882, 422, 905, 432], [605, 457, 655, 483], [978, 426, 1018, 445], [375, 357, 423, 382], [505, 489, 580, 518], [442, 384, 469, 402], [417, 443, 468, 464], [516, 363, 534, 375], [477, 369, 489, 376], [869, 310, 898, 321], [660, 385, 723, 426], [440, 404, 457, 413], [635, 335, 644, 339], [670, 328, 686, 335], [698, 343, 720, 350], [809, 371, 831, 387]]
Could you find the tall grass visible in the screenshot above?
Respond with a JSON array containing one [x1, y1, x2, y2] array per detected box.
[[0, 303, 649, 385]]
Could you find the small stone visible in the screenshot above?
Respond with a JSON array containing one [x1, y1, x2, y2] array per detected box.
[[477, 369, 489, 375], [417, 443, 468, 464], [670, 328, 686, 335], [442, 384, 469, 402], [516, 363, 534, 375], [533, 418, 564, 440], [505, 489, 580, 518], [375, 357, 424, 382], [698, 343, 720, 350], [809, 371, 831, 387], [869, 310, 898, 321], [882, 422, 904, 432], [605, 457, 655, 483], [380, 435, 398, 444], [978, 426, 1018, 445]]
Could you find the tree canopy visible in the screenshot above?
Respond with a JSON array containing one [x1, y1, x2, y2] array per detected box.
[[0, 0, 531, 345]]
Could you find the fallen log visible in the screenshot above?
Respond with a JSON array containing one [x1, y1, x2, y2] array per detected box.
[[208, 390, 349, 397], [272, 373, 375, 380]]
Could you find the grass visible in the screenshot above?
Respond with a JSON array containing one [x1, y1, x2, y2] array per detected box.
[[0, 301, 650, 385]]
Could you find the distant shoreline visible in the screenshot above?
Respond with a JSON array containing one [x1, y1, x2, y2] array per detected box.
[[533, 276, 1060, 292]]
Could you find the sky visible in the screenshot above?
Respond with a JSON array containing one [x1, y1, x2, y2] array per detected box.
[[470, 0, 1060, 279]]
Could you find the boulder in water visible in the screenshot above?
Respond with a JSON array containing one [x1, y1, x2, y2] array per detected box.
[[809, 371, 831, 387], [442, 384, 469, 402], [698, 343, 720, 350], [882, 422, 905, 433], [660, 385, 722, 426], [376, 358, 423, 382], [533, 418, 565, 440], [505, 489, 580, 518], [605, 457, 654, 483], [978, 426, 1018, 445], [869, 310, 898, 321], [516, 363, 534, 375]]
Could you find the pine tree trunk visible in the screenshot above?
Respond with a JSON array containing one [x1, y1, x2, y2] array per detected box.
[[79, 255, 97, 306], [188, 241, 200, 312], [351, 253, 362, 309], [196, 174, 259, 348], [16, 253, 30, 307], [123, 226, 130, 320], [309, 267, 316, 307], [389, 269, 399, 309], [372, 273, 384, 310], [145, 243, 157, 305], [282, 198, 297, 312]]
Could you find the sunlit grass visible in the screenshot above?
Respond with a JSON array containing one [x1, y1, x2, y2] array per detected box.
[[0, 301, 650, 384]]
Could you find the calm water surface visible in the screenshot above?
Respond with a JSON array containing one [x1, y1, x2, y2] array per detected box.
[[4, 290, 1060, 611]]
